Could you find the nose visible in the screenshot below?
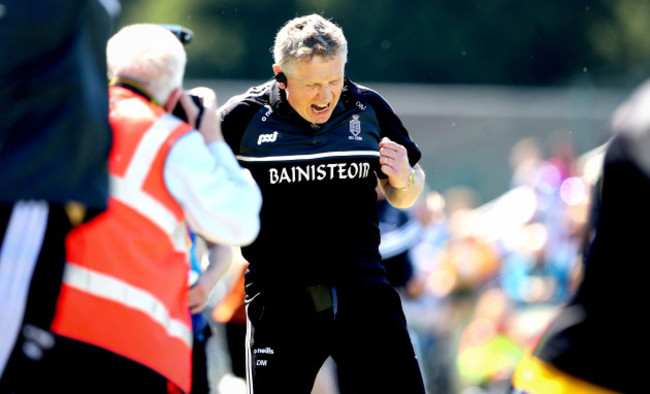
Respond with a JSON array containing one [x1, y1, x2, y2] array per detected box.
[[317, 85, 332, 101]]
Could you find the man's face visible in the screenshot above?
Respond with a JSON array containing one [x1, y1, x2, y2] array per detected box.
[[284, 53, 345, 124]]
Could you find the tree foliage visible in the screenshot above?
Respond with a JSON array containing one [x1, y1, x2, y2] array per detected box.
[[117, 0, 650, 87]]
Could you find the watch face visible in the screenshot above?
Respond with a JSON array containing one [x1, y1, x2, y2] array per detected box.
[[407, 169, 415, 188], [398, 168, 415, 190]]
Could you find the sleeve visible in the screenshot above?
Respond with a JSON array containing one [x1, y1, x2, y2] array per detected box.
[[164, 131, 262, 246], [365, 91, 422, 166], [218, 94, 261, 154]]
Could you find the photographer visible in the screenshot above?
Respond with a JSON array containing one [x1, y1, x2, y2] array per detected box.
[[20, 24, 261, 394]]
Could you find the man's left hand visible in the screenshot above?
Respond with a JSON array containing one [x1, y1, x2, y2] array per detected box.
[[379, 137, 412, 189], [189, 279, 209, 314]]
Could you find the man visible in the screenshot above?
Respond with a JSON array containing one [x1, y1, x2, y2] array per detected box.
[[188, 238, 233, 394], [218, 14, 426, 393], [510, 80, 650, 393], [0, 0, 117, 390], [22, 24, 260, 394]]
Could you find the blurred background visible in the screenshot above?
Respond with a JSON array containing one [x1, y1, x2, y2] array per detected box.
[[115, 1, 648, 393]]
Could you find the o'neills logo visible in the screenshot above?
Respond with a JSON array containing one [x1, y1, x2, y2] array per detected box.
[[254, 347, 275, 354], [269, 162, 371, 184]]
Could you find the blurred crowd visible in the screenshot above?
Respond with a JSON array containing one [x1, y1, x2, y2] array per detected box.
[[203, 134, 602, 394], [404, 136, 599, 394], [399, 135, 599, 394]]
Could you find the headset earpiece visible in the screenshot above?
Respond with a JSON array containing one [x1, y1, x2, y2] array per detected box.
[[274, 72, 287, 89]]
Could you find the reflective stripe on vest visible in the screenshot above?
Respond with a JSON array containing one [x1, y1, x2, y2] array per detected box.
[[62, 263, 192, 347], [110, 114, 187, 252]]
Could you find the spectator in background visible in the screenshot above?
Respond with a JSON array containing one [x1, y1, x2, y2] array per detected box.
[[500, 135, 587, 307], [212, 258, 249, 385], [399, 189, 456, 394], [375, 183, 422, 294], [435, 187, 500, 295], [188, 237, 234, 394], [508, 137, 544, 190], [0, 1, 117, 390], [457, 287, 522, 391], [409, 190, 449, 298], [511, 79, 650, 393], [44, 24, 260, 393]]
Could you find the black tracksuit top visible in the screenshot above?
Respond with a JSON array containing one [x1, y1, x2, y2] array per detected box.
[[219, 77, 422, 292]]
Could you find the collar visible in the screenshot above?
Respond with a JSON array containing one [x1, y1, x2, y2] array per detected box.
[[109, 77, 161, 107]]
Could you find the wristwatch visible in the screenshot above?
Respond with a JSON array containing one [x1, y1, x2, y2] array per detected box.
[[397, 167, 416, 190]]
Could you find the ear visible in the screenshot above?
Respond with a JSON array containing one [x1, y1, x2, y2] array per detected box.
[[163, 88, 183, 113], [272, 64, 286, 89]]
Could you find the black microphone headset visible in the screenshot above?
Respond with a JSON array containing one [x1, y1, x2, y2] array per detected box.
[[274, 72, 287, 84], [274, 72, 287, 88]]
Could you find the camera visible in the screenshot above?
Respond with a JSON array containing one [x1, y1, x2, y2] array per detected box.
[[158, 24, 194, 45], [173, 94, 204, 129], [159, 24, 203, 128]]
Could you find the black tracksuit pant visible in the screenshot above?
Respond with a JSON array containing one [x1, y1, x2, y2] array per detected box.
[[245, 281, 425, 394]]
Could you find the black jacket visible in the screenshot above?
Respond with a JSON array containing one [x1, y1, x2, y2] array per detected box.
[[219, 78, 422, 290], [0, 0, 114, 209]]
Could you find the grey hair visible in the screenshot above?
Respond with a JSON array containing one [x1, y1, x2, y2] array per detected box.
[[106, 24, 186, 104], [273, 14, 348, 75]]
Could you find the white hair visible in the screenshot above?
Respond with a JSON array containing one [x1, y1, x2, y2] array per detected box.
[[106, 24, 186, 104]]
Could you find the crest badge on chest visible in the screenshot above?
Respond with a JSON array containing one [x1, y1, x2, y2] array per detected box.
[[349, 114, 362, 141]]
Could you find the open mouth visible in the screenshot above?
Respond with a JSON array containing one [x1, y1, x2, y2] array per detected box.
[[311, 103, 330, 113]]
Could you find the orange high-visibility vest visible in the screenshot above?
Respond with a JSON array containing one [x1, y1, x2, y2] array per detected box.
[[52, 86, 195, 392]]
